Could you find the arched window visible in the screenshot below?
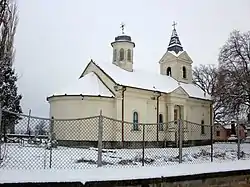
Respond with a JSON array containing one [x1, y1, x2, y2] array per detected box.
[[182, 66, 187, 79], [166, 67, 172, 76], [201, 120, 205, 134], [127, 49, 132, 62], [113, 49, 117, 62], [133, 111, 139, 131], [159, 114, 164, 131], [119, 48, 124, 61]]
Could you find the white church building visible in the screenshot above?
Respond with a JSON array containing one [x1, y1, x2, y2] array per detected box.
[[47, 24, 213, 148]]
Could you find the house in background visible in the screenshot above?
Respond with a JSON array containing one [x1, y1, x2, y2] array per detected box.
[[214, 122, 246, 142], [47, 24, 213, 148]]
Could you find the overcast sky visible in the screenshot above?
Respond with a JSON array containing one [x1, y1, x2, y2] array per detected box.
[[14, 0, 250, 117]]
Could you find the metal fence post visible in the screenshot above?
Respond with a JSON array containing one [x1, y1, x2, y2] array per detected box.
[[142, 123, 145, 166], [210, 123, 214, 162], [237, 122, 241, 160], [97, 110, 103, 167], [210, 104, 214, 162], [178, 119, 183, 164], [49, 116, 54, 169], [27, 109, 31, 136], [3, 105, 6, 142], [0, 102, 2, 159]]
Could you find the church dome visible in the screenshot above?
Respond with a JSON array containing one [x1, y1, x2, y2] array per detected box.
[[111, 34, 135, 47], [115, 35, 132, 42]]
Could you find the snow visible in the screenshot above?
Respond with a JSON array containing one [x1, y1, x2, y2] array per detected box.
[[1, 142, 250, 171], [224, 124, 232, 129], [52, 72, 113, 97], [0, 142, 250, 184], [168, 50, 184, 57], [1, 158, 250, 184], [93, 61, 211, 100]]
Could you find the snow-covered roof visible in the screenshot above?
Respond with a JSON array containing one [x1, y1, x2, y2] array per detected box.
[[91, 61, 211, 101], [168, 50, 185, 57], [223, 125, 231, 129], [52, 72, 114, 98]]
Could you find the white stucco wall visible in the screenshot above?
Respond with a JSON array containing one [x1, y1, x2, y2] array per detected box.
[[159, 51, 193, 84], [48, 96, 115, 141]]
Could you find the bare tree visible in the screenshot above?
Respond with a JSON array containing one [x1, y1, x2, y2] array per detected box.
[[218, 30, 250, 119], [0, 0, 8, 25], [193, 64, 232, 122]]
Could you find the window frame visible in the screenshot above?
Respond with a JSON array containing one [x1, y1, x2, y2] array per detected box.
[[201, 120, 205, 134], [158, 114, 164, 131], [216, 131, 220, 136], [119, 48, 125, 61], [127, 49, 132, 62], [113, 49, 117, 62], [133, 111, 139, 131], [182, 66, 187, 79], [166, 67, 172, 76]]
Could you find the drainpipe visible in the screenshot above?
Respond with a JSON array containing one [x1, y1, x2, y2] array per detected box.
[[121, 86, 126, 148], [155, 92, 161, 142]]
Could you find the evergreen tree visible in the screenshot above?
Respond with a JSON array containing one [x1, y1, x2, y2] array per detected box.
[[0, 1, 22, 134]]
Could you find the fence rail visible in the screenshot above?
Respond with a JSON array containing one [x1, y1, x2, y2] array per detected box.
[[0, 108, 249, 170]]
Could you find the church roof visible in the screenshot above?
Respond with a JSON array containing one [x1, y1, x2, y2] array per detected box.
[[167, 28, 183, 54], [85, 61, 211, 101], [52, 72, 114, 98]]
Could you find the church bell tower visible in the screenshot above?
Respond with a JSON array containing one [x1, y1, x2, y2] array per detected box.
[[159, 22, 193, 84], [111, 23, 135, 72]]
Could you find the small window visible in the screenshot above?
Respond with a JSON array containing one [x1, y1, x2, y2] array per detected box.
[[127, 49, 132, 62], [166, 67, 172, 76], [216, 131, 220, 136], [201, 120, 205, 134], [133, 111, 139, 131], [113, 49, 117, 61], [159, 114, 164, 131], [119, 48, 124, 61], [182, 66, 187, 79]]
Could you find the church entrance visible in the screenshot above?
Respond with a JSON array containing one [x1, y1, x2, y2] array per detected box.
[[174, 105, 181, 121]]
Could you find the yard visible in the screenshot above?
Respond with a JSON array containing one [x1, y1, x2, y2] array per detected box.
[[1, 141, 250, 170]]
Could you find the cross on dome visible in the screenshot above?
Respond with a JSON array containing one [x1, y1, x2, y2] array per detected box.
[[120, 22, 125, 34]]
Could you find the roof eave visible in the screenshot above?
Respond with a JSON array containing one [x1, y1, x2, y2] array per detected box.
[[47, 94, 114, 101]]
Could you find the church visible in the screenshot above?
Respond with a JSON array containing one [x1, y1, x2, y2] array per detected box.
[[47, 24, 213, 148]]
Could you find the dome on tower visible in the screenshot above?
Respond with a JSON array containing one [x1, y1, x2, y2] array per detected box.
[[115, 35, 132, 42], [111, 23, 135, 72], [111, 23, 135, 47]]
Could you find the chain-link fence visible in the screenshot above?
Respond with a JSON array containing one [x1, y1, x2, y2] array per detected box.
[[0, 108, 250, 170]]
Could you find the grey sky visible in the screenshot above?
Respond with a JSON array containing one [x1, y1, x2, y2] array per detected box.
[[14, 0, 250, 117]]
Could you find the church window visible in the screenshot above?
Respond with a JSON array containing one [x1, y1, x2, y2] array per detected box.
[[133, 111, 139, 131], [166, 67, 172, 76], [182, 66, 187, 79], [158, 114, 164, 131], [119, 48, 125, 61], [127, 49, 132, 62], [113, 49, 117, 61], [201, 120, 205, 134]]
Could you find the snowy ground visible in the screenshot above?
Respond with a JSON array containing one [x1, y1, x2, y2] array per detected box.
[[0, 142, 250, 170]]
